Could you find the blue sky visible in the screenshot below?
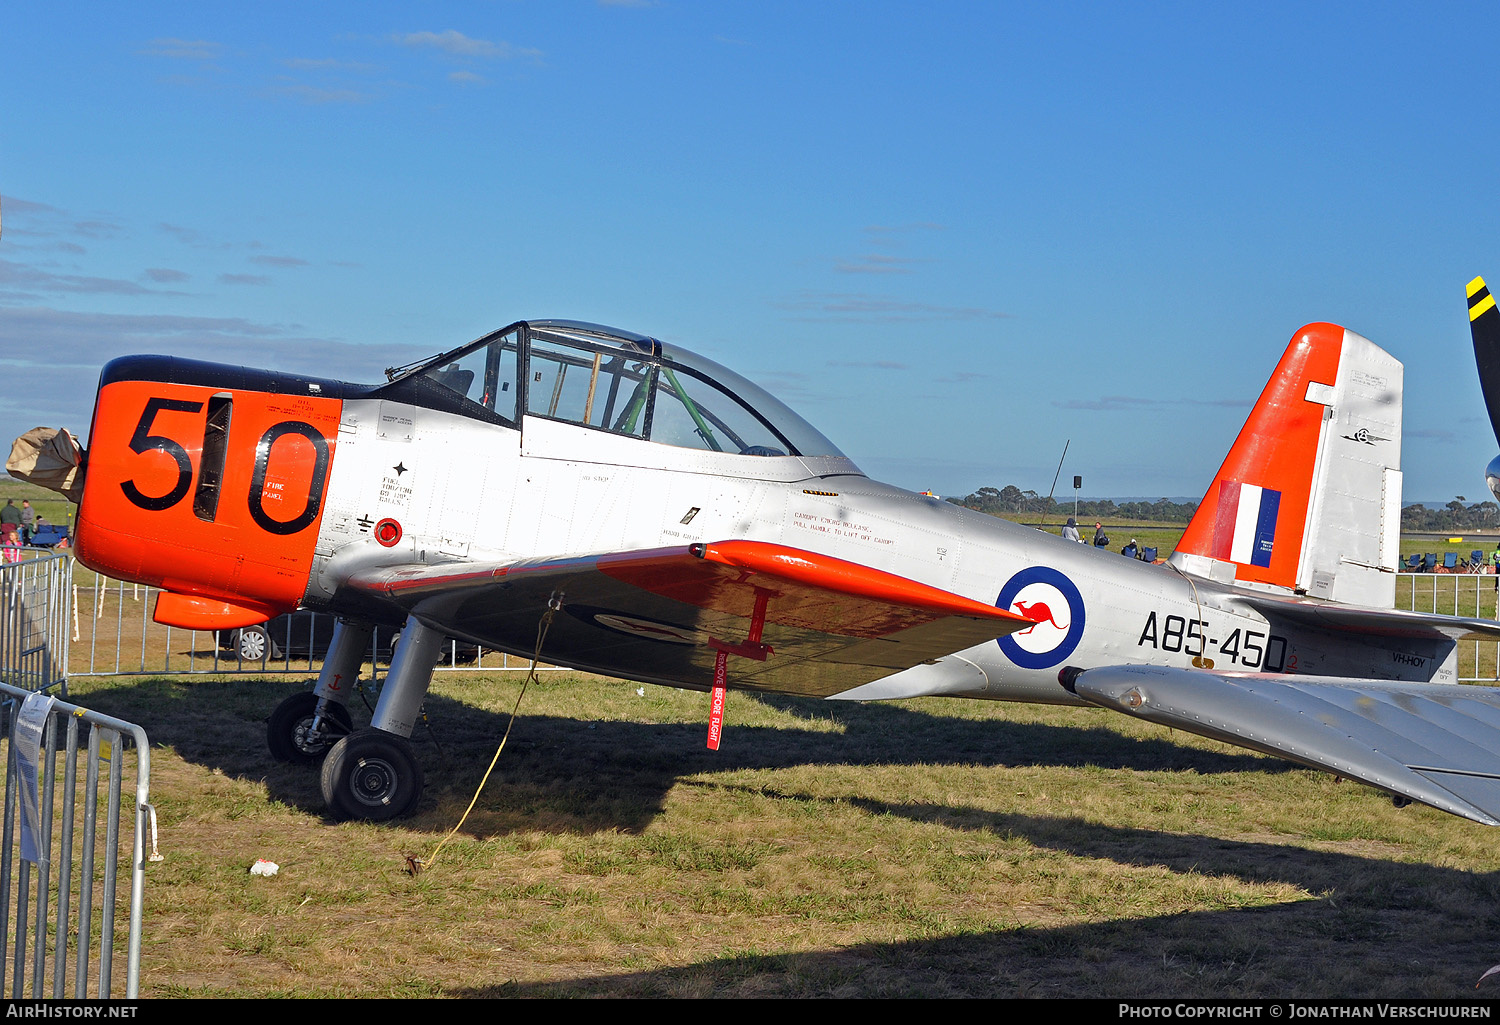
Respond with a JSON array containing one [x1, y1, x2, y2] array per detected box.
[[3, 2, 1498, 503]]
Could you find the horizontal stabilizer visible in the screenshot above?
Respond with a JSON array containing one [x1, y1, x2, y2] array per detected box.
[[1071, 664, 1500, 825], [345, 541, 1032, 696], [1234, 592, 1500, 644]]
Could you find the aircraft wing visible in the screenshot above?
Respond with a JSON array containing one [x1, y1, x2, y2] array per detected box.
[[1069, 664, 1500, 825], [345, 540, 1034, 697], [1233, 592, 1500, 643]]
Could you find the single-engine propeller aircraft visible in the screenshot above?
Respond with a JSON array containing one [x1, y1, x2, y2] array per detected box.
[[17, 313, 1500, 825]]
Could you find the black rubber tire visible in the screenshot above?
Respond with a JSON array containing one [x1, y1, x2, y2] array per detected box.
[[320, 728, 424, 821], [237, 625, 281, 663], [267, 692, 353, 765]]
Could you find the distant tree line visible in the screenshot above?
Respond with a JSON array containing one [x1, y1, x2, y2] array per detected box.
[[948, 485, 1500, 532], [1401, 500, 1500, 532], [948, 485, 1199, 523]]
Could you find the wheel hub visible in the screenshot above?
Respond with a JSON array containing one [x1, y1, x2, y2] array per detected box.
[[241, 632, 266, 660], [292, 717, 327, 754], [350, 756, 398, 806]]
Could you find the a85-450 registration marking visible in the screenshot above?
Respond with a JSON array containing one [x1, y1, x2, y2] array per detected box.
[[1137, 612, 1294, 671]]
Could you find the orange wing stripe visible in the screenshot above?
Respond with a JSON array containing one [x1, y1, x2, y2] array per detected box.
[[693, 541, 1026, 622], [352, 541, 1029, 641]]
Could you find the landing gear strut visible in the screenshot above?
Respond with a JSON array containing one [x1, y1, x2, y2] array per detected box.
[[267, 691, 352, 764], [266, 619, 371, 765], [319, 615, 443, 821]]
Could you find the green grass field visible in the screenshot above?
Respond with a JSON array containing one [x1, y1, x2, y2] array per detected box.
[[0, 478, 75, 535], [54, 671, 1500, 999]]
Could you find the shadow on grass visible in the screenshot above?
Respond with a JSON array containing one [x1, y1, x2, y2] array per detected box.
[[73, 674, 1293, 837], [68, 675, 1500, 997], [460, 812, 1500, 997]]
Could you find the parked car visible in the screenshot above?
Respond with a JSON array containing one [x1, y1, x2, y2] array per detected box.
[[215, 610, 479, 664]]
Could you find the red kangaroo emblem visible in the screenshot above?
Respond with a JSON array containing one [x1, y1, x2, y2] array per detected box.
[[1012, 600, 1067, 635]]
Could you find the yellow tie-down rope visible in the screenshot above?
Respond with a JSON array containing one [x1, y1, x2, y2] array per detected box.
[[413, 599, 559, 874]]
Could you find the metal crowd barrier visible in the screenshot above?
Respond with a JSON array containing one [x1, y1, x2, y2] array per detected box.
[[0, 551, 71, 695], [50, 558, 1500, 683], [0, 683, 152, 999], [1394, 570, 1500, 682], [70, 565, 561, 679]]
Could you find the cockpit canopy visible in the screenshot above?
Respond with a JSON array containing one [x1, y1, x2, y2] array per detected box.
[[389, 320, 846, 459]]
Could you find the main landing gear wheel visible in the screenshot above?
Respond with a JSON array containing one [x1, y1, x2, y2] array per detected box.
[[267, 692, 353, 765], [320, 728, 424, 822]]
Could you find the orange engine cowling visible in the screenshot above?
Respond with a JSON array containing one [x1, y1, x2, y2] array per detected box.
[[74, 357, 344, 629]]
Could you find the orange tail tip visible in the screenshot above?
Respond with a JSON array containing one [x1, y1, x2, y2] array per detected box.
[[1171, 323, 1403, 606]]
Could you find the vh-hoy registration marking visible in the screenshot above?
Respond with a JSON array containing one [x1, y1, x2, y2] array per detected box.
[[792, 512, 894, 545], [1136, 611, 1294, 672]]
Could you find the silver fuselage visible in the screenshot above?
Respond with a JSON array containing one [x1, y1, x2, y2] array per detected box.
[[304, 402, 1453, 702]]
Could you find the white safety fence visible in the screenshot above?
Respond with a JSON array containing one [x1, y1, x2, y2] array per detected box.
[[1396, 570, 1500, 682], [0, 554, 150, 999], [40, 554, 1500, 683], [0, 684, 152, 999], [69, 559, 559, 678], [0, 552, 70, 695]]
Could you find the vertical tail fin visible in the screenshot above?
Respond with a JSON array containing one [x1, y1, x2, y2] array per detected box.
[[1169, 323, 1403, 606]]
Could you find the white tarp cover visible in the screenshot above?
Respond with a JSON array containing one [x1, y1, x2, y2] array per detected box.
[[6, 427, 84, 504]]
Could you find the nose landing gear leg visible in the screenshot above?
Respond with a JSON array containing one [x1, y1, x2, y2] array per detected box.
[[266, 619, 371, 764]]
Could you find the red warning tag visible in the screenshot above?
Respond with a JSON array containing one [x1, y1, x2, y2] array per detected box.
[[707, 649, 728, 750]]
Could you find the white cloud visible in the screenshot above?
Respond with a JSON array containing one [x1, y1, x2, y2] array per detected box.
[[142, 268, 190, 284], [267, 83, 371, 105], [834, 253, 926, 275], [774, 291, 1009, 323], [280, 58, 379, 74], [834, 224, 945, 276], [1054, 395, 1252, 411], [138, 38, 222, 61], [157, 222, 231, 249], [393, 30, 541, 62], [0, 259, 167, 300], [0, 306, 430, 445]]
